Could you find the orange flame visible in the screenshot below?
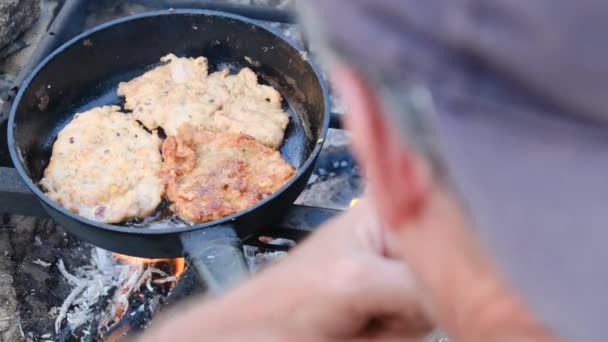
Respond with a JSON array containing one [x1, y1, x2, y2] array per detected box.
[[112, 254, 186, 279]]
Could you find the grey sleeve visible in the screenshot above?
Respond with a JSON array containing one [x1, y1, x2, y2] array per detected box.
[[297, 0, 608, 339]]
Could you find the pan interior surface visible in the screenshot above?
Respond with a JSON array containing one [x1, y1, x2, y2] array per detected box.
[[10, 11, 327, 230]]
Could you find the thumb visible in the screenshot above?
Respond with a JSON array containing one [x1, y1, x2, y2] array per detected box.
[[350, 258, 434, 336]]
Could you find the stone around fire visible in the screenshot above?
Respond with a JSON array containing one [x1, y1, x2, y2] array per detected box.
[[0, 0, 41, 51]]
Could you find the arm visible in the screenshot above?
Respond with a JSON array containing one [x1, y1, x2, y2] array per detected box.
[[144, 200, 432, 341]]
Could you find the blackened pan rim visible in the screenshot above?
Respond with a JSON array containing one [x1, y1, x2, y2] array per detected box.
[[8, 8, 331, 236]]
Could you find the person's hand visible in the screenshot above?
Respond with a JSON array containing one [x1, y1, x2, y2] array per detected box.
[[243, 198, 434, 340], [145, 199, 433, 341]]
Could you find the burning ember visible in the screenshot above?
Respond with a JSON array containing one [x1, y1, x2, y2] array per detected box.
[[112, 254, 186, 279], [102, 254, 186, 327], [54, 249, 187, 340]]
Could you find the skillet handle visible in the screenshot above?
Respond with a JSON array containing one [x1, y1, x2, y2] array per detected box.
[[180, 225, 249, 294]]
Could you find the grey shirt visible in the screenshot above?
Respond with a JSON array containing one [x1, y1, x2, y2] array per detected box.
[[298, 0, 608, 340]]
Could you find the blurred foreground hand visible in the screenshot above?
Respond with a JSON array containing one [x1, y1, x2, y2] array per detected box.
[[145, 199, 433, 342]]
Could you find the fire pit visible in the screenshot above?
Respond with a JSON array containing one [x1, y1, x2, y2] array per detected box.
[[0, 1, 448, 341]]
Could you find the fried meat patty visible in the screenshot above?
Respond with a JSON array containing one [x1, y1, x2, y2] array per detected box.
[[117, 54, 290, 148], [211, 68, 290, 149], [161, 125, 295, 223], [40, 106, 164, 223]]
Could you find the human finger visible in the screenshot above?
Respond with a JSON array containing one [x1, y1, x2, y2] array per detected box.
[[338, 258, 434, 335]]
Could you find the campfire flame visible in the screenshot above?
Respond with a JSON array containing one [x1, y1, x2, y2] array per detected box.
[[54, 250, 187, 338], [89, 254, 189, 333], [112, 254, 186, 279]]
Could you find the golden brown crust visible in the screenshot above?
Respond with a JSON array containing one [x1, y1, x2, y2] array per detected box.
[[117, 54, 290, 148], [40, 106, 164, 223], [161, 125, 295, 223], [209, 68, 290, 148]]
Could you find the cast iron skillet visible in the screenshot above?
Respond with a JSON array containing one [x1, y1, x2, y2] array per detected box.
[[7, 9, 330, 292]]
